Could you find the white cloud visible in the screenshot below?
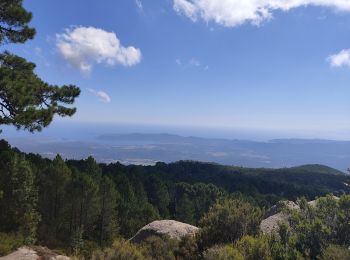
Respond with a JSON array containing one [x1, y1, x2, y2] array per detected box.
[[88, 88, 111, 103], [174, 0, 199, 21], [189, 58, 201, 67], [327, 49, 350, 68], [136, 0, 143, 10], [56, 26, 141, 73], [176, 58, 208, 70], [173, 0, 350, 27]]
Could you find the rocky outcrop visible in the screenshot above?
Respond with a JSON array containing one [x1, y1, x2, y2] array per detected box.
[[263, 200, 299, 219], [260, 200, 299, 234], [130, 220, 199, 243], [308, 195, 339, 207], [260, 197, 340, 235], [260, 212, 290, 234], [0, 246, 69, 260]]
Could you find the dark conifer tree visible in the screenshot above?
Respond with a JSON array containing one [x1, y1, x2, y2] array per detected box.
[[0, 148, 40, 244], [0, 0, 80, 132], [37, 155, 72, 244], [0, 0, 35, 44], [96, 176, 119, 246]]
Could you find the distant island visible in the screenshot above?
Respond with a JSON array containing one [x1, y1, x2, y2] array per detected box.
[[4, 132, 350, 171]]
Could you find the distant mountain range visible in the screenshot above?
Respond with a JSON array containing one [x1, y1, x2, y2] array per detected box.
[[4, 133, 350, 171]]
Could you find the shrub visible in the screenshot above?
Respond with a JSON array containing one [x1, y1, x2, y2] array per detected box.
[[198, 198, 262, 249], [269, 224, 303, 260], [175, 235, 200, 260], [79, 240, 100, 260], [203, 245, 243, 260], [320, 244, 350, 260], [91, 239, 144, 260], [235, 235, 272, 260], [141, 235, 178, 260], [0, 232, 24, 256]]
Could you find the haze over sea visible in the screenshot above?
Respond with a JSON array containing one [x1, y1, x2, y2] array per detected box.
[[3, 121, 350, 172], [3, 120, 350, 142]]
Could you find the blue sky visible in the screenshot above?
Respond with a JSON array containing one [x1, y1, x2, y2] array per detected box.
[[3, 0, 350, 139]]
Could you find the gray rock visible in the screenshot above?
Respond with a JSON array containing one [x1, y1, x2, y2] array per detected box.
[[264, 200, 299, 218], [130, 220, 199, 243], [260, 200, 299, 234], [0, 246, 69, 260], [260, 212, 289, 234]]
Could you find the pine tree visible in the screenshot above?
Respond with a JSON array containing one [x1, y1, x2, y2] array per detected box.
[[0, 0, 80, 132], [0, 149, 40, 244], [176, 193, 195, 224], [68, 170, 99, 242], [0, 53, 80, 132], [97, 176, 119, 246], [0, 0, 36, 44], [38, 155, 72, 243], [144, 175, 170, 217]]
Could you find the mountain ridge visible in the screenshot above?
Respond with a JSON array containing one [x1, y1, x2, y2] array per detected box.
[[4, 133, 350, 171]]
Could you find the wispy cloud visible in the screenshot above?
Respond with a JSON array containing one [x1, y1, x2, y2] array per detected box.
[[34, 46, 51, 67], [176, 58, 208, 70], [188, 58, 200, 67], [135, 0, 143, 11], [174, 0, 350, 28], [87, 88, 111, 103], [327, 49, 350, 69], [56, 26, 141, 73], [34, 47, 42, 55]]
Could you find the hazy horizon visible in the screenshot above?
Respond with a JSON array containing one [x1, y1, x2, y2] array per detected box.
[[3, 120, 350, 142], [2, 121, 350, 171]]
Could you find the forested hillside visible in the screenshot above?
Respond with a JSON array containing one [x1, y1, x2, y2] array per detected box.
[[1, 140, 350, 259]]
